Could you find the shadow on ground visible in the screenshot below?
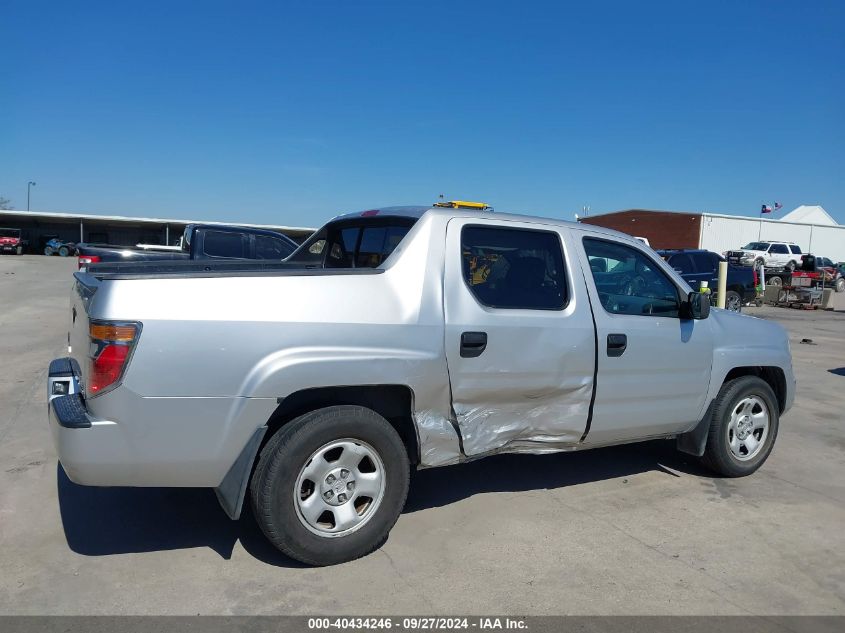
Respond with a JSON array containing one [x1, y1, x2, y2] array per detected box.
[[58, 439, 709, 567], [828, 367, 845, 377]]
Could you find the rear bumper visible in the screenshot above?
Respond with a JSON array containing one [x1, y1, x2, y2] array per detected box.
[[47, 356, 277, 488], [48, 357, 130, 485]]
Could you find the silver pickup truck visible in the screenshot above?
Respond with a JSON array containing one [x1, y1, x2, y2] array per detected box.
[[48, 206, 795, 565]]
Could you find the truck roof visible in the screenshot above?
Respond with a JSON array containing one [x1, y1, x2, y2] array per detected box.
[[329, 205, 636, 243]]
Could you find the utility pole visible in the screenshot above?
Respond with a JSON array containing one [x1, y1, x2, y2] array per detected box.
[[27, 181, 36, 211]]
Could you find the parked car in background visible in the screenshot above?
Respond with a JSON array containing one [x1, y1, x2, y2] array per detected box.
[[815, 256, 845, 292], [43, 238, 76, 257], [725, 242, 802, 271], [49, 205, 794, 566], [0, 228, 26, 255], [77, 224, 298, 270], [657, 249, 756, 312]]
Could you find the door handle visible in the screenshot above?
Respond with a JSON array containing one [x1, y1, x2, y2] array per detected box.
[[460, 331, 488, 358], [607, 333, 627, 357]]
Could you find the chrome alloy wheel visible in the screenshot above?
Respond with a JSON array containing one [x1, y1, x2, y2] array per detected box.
[[726, 294, 742, 312], [294, 438, 386, 537], [727, 396, 769, 461]]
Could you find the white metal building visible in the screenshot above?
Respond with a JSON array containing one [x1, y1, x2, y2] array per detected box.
[[699, 206, 844, 262], [582, 205, 845, 263]]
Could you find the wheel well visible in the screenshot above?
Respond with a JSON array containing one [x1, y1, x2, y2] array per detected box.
[[261, 385, 419, 465], [723, 366, 787, 413]]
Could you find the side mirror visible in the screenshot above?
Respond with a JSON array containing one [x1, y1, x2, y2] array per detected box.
[[685, 291, 710, 320]]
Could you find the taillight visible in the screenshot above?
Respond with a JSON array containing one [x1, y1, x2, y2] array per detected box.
[[87, 321, 140, 396], [78, 255, 101, 269]]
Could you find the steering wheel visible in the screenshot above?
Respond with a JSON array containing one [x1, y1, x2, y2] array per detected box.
[[619, 274, 647, 296]]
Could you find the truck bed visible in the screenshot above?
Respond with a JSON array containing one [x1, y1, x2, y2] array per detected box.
[[86, 258, 382, 279]]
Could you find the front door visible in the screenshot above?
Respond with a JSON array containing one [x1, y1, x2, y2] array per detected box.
[[578, 233, 713, 445], [443, 218, 595, 457]]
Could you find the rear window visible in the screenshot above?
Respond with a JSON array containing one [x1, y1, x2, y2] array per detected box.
[[290, 218, 416, 268], [789, 244, 802, 254]]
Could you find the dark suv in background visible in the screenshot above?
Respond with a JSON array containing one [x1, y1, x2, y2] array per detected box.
[[657, 249, 756, 312]]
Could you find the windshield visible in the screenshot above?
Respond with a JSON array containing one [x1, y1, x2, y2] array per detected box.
[[0, 228, 21, 238], [742, 242, 770, 251]]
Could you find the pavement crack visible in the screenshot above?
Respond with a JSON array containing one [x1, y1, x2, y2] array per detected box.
[[380, 547, 436, 611]]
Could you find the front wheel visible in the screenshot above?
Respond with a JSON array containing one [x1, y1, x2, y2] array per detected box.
[[785, 260, 797, 272], [701, 376, 779, 477], [43, 246, 54, 256], [250, 405, 410, 566], [835, 277, 845, 293]]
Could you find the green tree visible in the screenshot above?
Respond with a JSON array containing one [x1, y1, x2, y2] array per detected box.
[[0, 196, 13, 210]]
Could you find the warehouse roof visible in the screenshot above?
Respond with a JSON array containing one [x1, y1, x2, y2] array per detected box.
[[0, 209, 316, 237], [779, 205, 837, 226]]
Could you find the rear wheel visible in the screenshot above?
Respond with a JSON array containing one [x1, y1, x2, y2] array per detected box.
[[785, 260, 797, 272], [767, 275, 782, 287], [251, 405, 410, 566], [16, 246, 23, 255], [701, 376, 779, 477], [723, 290, 742, 312], [58, 246, 70, 257], [835, 277, 845, 293]]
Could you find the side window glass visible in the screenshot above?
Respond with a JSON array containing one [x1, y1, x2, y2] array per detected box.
[[461, 226, 567, 310], [790, 245, 802, 254], [255, 235, 295, 260], [669, 254, 695, 274], [771, 244, 789, 254], [202, 231, 246, 258], [584, 238, 680, 317], [689, 252, 716, 274]]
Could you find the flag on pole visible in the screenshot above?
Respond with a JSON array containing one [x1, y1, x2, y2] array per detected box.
[[761, 204, 773, 214], [774, 202, 783, 210]]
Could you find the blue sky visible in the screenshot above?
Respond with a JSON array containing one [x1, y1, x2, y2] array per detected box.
[[2, 0, 843, 228]]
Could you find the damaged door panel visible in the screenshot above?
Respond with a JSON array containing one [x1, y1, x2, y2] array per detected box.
[[443, 219, 595, 456]]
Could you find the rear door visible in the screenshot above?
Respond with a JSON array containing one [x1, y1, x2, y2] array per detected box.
[[443, 218, 595, 456], [577, 233, 713, 444]]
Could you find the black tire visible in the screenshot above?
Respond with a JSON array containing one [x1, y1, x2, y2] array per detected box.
[[58, 246, 69, 257], [754, 258, 765, 269], [724, 290, 742, 312], [785, 260, 796, 272], [835, 277, 845, 293], [16, 246, 23, 255], [767, 275, 782, 287], [701, 376, 779, 477], [43, 246, 53, 256], [250, 405, 410, 566]]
